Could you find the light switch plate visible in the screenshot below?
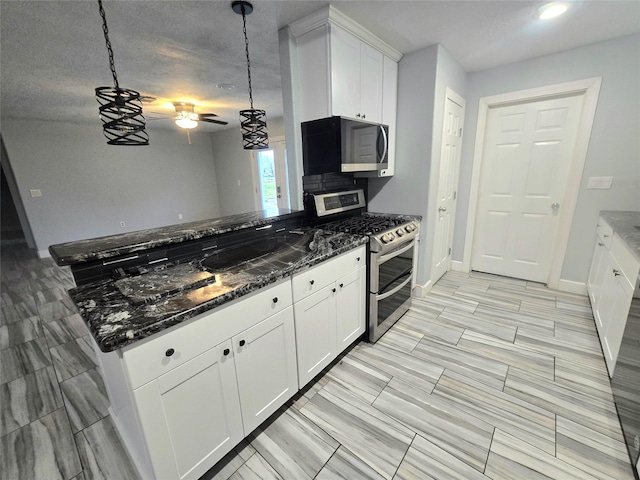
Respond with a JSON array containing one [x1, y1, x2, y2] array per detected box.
[[587, 176, 613, 189], [30, 189, 42, 197]]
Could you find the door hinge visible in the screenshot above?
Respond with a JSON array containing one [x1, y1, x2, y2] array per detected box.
[[448, 247, 451, 255], [459, 128, 463, 137], [453, 191, 457, 200]]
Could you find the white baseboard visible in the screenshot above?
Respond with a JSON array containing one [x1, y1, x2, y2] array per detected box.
[[37, 249, 51, 259], [557, 279, 588, 296], [413, 280, 433, 298], [450, 260, 463, 272]]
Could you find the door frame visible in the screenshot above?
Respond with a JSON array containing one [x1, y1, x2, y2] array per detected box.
[[462, 77, 602, 289], [431, 87, 465, 283]]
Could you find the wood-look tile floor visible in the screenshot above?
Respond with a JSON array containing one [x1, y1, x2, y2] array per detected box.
[[1, 243, 635, 480]]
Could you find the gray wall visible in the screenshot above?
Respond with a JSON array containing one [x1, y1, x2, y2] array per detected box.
[[1, 118, 222, 255], [211, 117, 285, 216], [369, 44, 466, 287], [454, 33, 640, 284]]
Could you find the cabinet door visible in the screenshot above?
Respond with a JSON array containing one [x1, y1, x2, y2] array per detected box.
[[330, 25, 360, 119], [587, 239, 606, 305], [233, 307, 298, 434], [134, 342, 243, 480], [359, 42, 384, 123], [294, 284, 337, 386], [591, 244, 611, 333], [336, 266, 366, 352]]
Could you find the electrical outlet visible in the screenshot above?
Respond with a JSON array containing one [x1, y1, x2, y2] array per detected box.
[[120, 221, 126, 228], [30, 189, 42, 197], [178, 214, 183, 220]]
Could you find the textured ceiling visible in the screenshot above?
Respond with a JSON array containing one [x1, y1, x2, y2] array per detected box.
[[1, 1, 638, 133]]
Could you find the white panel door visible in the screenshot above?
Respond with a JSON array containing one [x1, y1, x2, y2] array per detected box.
[[293, 284, 337, 386], [432, 92, 465, 282], [336, 266, 366, 351], [471, 94, 584, 282], [233, 306, 298, 434]]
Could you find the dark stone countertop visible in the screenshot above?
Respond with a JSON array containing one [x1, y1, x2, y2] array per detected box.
[[49, 209, 306, 266], [600, 211, 640, 261], [70, 228, 368, 352]]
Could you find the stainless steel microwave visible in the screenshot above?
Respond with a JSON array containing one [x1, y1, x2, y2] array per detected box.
[[301, 116, 389, 175]]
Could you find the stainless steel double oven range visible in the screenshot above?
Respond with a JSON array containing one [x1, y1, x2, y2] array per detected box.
[[309, 189, 419, 342]]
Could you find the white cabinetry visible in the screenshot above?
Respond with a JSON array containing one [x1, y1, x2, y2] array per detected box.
[[289, 6, 402, 177], [587, 217, 640, 376], [293, 246, 366, 385]]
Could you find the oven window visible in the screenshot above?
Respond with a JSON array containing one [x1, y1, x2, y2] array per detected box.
[[377, 278, 411, 327], [377, 244, 414, 295]]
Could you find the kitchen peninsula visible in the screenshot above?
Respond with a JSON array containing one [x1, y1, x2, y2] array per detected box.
[[49, 209, 368, 480]]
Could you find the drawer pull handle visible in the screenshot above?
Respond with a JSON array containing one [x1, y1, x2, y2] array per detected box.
[[239, 340, 246, 347], [613, 269, 621, 277], [165, 348, 175, 357], [223, 348, 230, 356], [598, 242, 604, 246], [339, 283, 344, 288], [604, 234, 609, 238], [273, 297, 278, 303], [310, 280, 315, 285], [332, 288, 336, 293]]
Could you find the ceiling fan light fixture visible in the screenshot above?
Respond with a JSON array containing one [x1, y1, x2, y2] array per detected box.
[[94, 0, 148, 146], [233, 1, 268, 150], [539, 2, 568, 19]]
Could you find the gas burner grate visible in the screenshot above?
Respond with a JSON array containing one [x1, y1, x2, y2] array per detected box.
[[321, 214, 408, 236]]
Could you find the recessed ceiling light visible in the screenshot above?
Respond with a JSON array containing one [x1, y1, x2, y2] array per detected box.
[[216, 83, 236, 90], [539, 2, 568, 19]]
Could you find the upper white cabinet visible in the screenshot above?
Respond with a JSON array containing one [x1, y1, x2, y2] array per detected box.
[[330, 25, 383, 122], [288, 6, 402, 177], [587, 216, 640, 376]]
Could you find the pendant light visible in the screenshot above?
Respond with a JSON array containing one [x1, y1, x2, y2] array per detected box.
[[232, 1, 268, 150], [94, 0, 148, 146]]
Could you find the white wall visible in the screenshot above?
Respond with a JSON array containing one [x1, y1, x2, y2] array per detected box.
[[1, 118, 222, 255], [454, 33, 640, 284], [369, 44, 466, 287], [210, 117, 285, 216]]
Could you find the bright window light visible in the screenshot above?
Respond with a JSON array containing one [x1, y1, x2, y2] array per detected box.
[[539, 2, 568, 19]]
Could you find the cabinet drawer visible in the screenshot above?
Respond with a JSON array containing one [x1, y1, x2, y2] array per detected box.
[[292, 246, 365, 303], [123, 280, 292, 389], [596, 218, 614, 249], [610, 235, 640, 295]]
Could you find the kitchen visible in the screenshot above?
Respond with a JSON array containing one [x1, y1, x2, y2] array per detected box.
[[1, 1, 639, 480]]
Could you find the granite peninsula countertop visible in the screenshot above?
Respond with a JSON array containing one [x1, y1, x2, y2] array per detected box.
[[49, 209, 305, 266], [70, 228, 368, 352], [600, 211, 640, 261]]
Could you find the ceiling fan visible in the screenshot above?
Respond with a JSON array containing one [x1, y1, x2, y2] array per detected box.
[[171, 102, 228, 129]]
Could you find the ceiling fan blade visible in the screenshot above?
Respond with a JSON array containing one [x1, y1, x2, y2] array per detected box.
[[198, 113, 220, 119], [199, 118, 229, 125]]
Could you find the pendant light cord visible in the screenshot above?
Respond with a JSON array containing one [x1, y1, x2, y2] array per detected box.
[[241, 5, 254, 110], [98, 0, 119, 90]]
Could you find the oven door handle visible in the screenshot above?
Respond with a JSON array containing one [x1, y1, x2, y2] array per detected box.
[[377, 270, 412, 300], [378, 240, 415, 264]]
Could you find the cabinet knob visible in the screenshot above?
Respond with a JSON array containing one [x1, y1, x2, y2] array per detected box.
[[356, 113, 361, 118], [613, 269, 621, 276], [362, 114, 366, 119], [223, 348, 230, 356], [356, 257, 360, 262], [310, 280, 315, 285], [339, 283, 344, 288], [598, 242, 604, 246], [239, 340, 246, 347], [273, 297, 278, 304], [332, 288, 336, 293], [604, 234, 610, 238], [165, 348, 175, 357]]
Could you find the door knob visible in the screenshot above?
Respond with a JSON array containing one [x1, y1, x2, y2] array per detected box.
[[551, 203, 560, 211], [438, 206, 447, 212]]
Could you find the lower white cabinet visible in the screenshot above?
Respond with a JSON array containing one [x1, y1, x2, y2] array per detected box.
[[587, 217, 639, 376], [134, 342, 244, 480], [293, 250, 366, 386]]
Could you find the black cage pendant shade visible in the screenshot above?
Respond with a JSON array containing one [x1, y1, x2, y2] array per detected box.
[[233, 1, 268, 150], [95, 0, 148, 146]]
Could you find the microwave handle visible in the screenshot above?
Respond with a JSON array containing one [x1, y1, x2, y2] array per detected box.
[[379, 125, 388, 164]]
